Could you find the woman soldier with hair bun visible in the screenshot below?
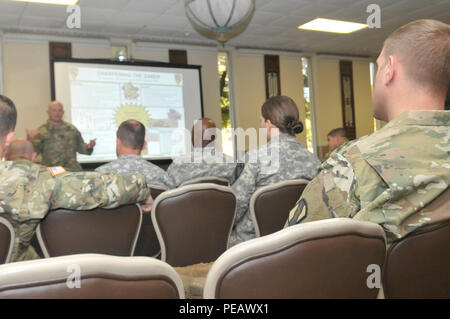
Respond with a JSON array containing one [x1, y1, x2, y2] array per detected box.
[[229, 95, 320, 247]]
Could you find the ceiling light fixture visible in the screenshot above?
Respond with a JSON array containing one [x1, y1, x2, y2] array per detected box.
[[298, 18, 368, 34], [12, 0, 79, 5], [185, 0, 256, 45]]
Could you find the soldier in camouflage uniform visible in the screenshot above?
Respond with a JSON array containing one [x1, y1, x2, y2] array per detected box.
[[324, 128, 349, 161], [5, 139, 37, 164], [27, 101, 96, 170], [286, 20, 450, 243], [96, 119, 173, 189], [0, 95, 153, 262], [229, 96, 320, 247], [167, 118, 238, 187]]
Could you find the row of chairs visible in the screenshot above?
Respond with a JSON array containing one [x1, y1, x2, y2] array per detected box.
[[17, 178, 305, 266], [137, 178, 308, 261], [1, 217, 448, 298], [1, 179, 449, 298]]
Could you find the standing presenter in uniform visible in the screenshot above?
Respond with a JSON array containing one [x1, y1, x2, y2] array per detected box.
[[26, 101, 96, 170]]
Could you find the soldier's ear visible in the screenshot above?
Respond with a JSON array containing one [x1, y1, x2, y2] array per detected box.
[[31, 152, 37, 163], [4, 131, 15, 149], [385, 55, 395, 86]]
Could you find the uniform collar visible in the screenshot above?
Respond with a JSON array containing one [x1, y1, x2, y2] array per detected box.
[[388, 110, 449, 127], [46, 120, 67, 128], [11, 158, 33, 166], [117, 154, 142, 160]]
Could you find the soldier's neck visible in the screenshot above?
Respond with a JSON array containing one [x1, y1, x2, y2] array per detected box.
[[48, 120, 63, 126], [118, 149, 141, 157]]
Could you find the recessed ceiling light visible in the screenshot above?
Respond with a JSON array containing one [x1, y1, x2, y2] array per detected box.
[[298, 18, 368, 34], [12, 0, 79, 5]]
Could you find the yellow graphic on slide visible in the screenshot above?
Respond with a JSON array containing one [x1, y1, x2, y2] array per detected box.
[[114, 104, 150, 127]]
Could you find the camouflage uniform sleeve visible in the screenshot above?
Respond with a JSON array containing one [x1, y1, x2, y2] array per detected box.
[[231, 162, 259, 223], [75, 128, 93, 155], [49, 170, 150, 210], [30, 126, 48, 155], [285, 151, 360, 227]]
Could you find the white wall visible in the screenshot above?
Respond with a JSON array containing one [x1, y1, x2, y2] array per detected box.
[[310, 55, 374, 159], [229, 49, 308, 148], [2, 33, 222, 140], [3, 39, 51, 139]]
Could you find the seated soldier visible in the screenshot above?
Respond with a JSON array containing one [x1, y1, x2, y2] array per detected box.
[[96, 119, 173, 189], [229, 96, 321, 247], [167, 118, 238, 188], [5, 139, 37, 164], [0, 95, 153, 262], [286, 19, 450, 243], [325, 128, 349, 160]]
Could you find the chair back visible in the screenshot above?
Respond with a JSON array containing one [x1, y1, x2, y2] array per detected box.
[[383, 189, 450, 298], [152, 183, 236, 267], [134, 185, 168, 258], [0, 217, 14, 264], [250, 179, 308, 236], [179, 176, 229, 187], [204, 218, 386, 299], [36, 204, 142, 257], [0, 254, 184, 299]]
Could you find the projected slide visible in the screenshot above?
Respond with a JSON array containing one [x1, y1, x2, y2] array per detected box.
[[53, 61, 203, 163]]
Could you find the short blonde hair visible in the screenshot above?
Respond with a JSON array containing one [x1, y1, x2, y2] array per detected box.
[[383, 19, 450, 93]]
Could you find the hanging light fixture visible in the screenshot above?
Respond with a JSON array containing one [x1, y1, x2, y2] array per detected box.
[[185, 0, 256, 45]]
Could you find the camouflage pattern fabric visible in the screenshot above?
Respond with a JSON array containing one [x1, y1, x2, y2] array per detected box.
[[324, 137, 349, 161], [0, 160, 150, 262], [167, 143, 238, 188], [31, 121, 92, 170], [11, 158, 36, 166], [96, 154, 173, 189], [229, 133, 321, 247], [286, 110, 450, 243]]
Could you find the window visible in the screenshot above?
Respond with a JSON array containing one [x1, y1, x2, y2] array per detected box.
[[301, 57, 316, 154], [218, 52, 233, 157]]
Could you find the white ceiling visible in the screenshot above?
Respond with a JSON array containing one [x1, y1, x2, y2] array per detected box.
[[0, 0, 449, 57]]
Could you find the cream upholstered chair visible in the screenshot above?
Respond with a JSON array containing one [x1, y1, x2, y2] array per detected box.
[[36, 204, 142, 258], [152, 183, 236, 267], [179, 176, 229, 187], [204, 218, 387, 299], [0, 254, 185, 299], [0, 217, 14, 264], [250, 179, 309, 237], [134, 184, 168, 258]]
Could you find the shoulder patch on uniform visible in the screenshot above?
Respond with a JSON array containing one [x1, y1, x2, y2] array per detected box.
[[48, 166, 66, 176], [288, 199, 308, 226]]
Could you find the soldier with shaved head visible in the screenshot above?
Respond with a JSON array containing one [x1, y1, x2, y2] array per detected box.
[[26, 100, 96, 170], [96, 119, 173, 189], [167, 117, 238, 187], [6, 139, 37, 163], [0, 95, 153, 262], [286, 20, 450, 243]]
